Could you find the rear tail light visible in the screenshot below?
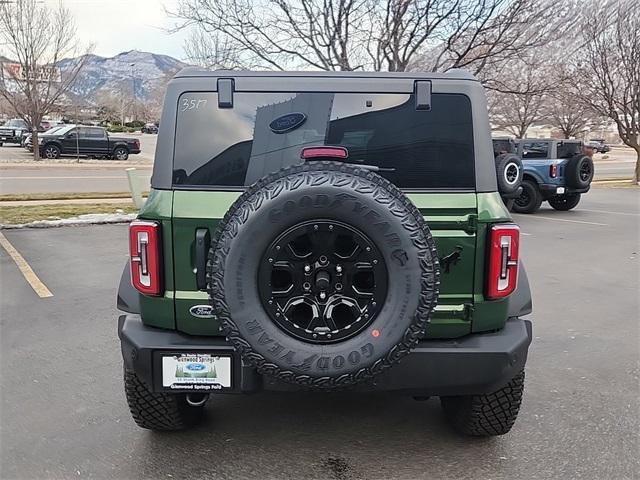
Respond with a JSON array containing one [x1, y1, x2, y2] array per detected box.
[[549, 163, 557, 178], [486, 224, 520, 299], [134, 139, 140, 149], [129, 220, 162, 296]]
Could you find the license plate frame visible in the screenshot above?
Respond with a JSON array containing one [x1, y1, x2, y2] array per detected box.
[[157, 352, 234, 392]]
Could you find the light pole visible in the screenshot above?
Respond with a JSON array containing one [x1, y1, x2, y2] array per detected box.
[[130, 63, 136, 122]]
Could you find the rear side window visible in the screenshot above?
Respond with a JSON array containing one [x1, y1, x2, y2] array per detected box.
[[556, 142, 581, 159], [521, 141, 549, 159], [173, 92, 475, 189], [80, 127, 106, 139]]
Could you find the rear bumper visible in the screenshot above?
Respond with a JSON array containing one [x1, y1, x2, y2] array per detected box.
[[539, 183, 590, 195], [119, 315, 532, 396]]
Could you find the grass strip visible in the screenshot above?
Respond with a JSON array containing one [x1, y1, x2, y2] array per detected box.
[[0, 203, 138, 225]]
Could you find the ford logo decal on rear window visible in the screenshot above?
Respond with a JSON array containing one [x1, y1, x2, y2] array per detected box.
[[269, 112, 307, 134]]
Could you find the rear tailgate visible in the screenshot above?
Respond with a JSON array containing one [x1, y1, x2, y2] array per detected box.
[[171, 191, 477, 339]]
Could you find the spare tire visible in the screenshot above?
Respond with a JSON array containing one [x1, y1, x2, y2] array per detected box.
[[565, 154, 593, 189], [208, 162, 440, 389], [495, 154, 523, 195]]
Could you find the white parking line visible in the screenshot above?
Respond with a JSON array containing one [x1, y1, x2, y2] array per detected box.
[[578, 209, 639, 217], [0, 232, 53, 298], [514, 214, 608, 226]]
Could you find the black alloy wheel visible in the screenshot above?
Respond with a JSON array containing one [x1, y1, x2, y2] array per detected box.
[[258, 220, 388, 344]]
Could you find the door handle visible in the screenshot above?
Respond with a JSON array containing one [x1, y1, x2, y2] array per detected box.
[[195, 228, 211, 291]]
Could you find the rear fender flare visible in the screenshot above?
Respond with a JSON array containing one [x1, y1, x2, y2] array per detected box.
[[508, 260, 532, 317], [117, 260, 140, 314]]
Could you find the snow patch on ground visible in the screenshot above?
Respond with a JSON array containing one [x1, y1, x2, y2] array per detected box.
[[1, 212, 137, 229]]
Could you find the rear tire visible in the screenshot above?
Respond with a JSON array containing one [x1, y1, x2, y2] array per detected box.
[[548, 193, 581, 211], [113, 146, 129, 160], [512, 179, 542, 214], [440, 370, 525, 436], [123, 367, 205, 431]]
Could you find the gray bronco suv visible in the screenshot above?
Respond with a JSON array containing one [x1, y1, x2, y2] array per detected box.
[[118, 69, 533, 436]]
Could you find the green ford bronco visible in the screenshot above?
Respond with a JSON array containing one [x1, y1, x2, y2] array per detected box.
[[117, 70, 533, 436]]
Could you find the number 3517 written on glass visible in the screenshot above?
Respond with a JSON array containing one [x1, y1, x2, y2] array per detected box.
[[181, 98, 207, 112]]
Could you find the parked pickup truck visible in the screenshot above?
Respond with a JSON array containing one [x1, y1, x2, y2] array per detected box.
[[511, 139, 594, 213], [36, 124, 141, 160], [0, 118, 29, 146]]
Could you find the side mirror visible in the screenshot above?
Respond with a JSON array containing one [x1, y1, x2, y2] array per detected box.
[[66, 132, 76, 139]]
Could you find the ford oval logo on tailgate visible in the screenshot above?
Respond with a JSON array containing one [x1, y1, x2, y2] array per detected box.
[[189, 305, 215, 319], [269, 112, 307, 134]]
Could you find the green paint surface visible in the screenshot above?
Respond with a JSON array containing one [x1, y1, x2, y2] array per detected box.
[[137, 189, 514, 338]]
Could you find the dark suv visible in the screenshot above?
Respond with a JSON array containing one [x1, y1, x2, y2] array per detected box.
[[118, 70, 533, 436]]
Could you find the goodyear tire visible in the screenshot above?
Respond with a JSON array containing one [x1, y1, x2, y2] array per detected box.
[[495, 154, 523, 195], [565, 154, 593, 189], [123, 367, 205, 430], [441, 370, 525, 436], [208, 162, 439, 389]]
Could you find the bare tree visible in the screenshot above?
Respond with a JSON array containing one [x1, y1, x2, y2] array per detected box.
[[573, 0, 640, 182], [0, 0, 91, 160], [487, 55, 554, 138], [547, 100, 594, 139], [171, 0, 571, 74], [172, 0, 370, 71]]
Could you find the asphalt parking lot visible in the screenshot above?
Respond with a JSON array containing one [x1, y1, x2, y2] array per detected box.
[[1, 187, 638, 480]]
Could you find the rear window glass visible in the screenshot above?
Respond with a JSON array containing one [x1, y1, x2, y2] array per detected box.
[[521, 141, 549, 159], [556, 142, 582, 159], [173, 92, 475, 189]]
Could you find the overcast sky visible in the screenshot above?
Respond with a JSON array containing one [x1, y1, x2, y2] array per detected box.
[[45, 0, 190, 60]]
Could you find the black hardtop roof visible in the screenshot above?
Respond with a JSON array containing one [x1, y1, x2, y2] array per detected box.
[[174, 67, 478, 82]]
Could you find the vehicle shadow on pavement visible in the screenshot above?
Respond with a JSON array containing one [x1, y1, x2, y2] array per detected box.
[[128, 392, 504, 480]]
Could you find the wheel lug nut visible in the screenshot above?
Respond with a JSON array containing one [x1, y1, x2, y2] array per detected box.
[[304, 265, 311, 273], [329, 225, 334, 231], [335, 283, 342, 291], [276, 312, 281, 317], [373, 259, 378, 264], [366, 246, 371, 252], [320, 292, 326, 300], [336, 265, 342, 273], [276, 245, 281, 250], [303, 282, 311, 291], [314, 224, 319, 230], [268, 258, 273, 263], [268, 299, 273, 304]]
